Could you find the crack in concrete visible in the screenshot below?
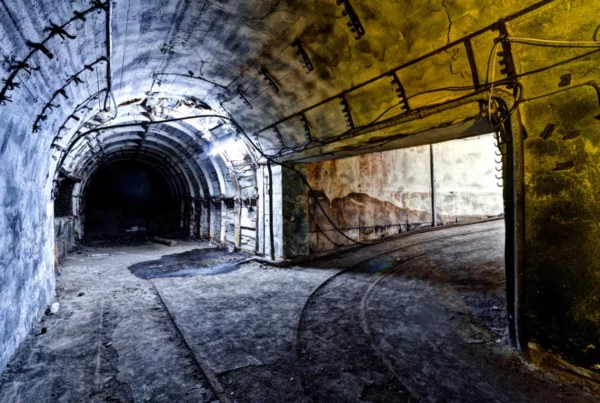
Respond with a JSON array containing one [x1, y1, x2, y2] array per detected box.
[[441, 0, 452, 47], [117, 0, 132, 98], [89, 301, 134, 401], [441, 0, 460, 74]]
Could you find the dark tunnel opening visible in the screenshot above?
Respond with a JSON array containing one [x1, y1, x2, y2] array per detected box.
[[84, 161, 180, 242]]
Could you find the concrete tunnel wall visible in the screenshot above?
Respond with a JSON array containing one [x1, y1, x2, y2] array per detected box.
[[1, 0, 600, 381], [305, 134, 504, 252], [0, 111, 56, 375]]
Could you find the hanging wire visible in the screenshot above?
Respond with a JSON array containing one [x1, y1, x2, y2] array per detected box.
[[507, 37, 600, 46]]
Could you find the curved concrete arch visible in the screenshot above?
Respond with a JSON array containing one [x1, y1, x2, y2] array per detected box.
[[78, 134, 205, 199], [64, 118, 224, 199], [75, 141, 199, 200], [152, 118, 228, 190], [54, 100, 260, 251], [54, 104, 260, 205], [77, 147, 194, 211], [77, 151, 186, 201], [73, 136, 196, 200]]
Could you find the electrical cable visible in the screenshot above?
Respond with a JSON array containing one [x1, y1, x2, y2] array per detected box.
[[507, 37, 600, 46], [229, 120, 380, 246], [60, 33, 560, 248], [488, 42, 501, 125]]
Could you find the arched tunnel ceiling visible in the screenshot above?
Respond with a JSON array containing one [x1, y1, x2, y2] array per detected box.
[[0, 1, 547, 152], [1, 0, 598, 174]]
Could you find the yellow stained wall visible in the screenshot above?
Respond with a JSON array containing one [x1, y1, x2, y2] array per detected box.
[[272, 0, 600, 373]]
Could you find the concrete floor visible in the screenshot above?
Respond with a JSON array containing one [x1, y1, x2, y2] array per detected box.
[[0, 221, 598, 402]]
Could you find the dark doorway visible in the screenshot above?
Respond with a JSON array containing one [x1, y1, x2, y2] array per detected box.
[[54, 176, 76, 218], [84, 161, 179, 240]]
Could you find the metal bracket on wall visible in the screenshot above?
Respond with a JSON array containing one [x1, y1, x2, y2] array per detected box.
[[493, 23, 517, 90], [272, 127, 286, 148], [44, 21, 77, 40], [0, 2, 108, 109], [237, 90, 254, 109], [2, 78, 20, 91], [0, 93, 11, 105], [339, 95, 355, 129], [25, 41, 54, 59], [336, 0, 365, 40], [10, 61, 40, 75], [291, 39, 314, 74], [258, 68, 279, 93], [389, 72, 410, 112], [90, 0, 110, 12], [52, 89, 106, 147], [33, 58, 108, 133], [300, 113, 313, 143]]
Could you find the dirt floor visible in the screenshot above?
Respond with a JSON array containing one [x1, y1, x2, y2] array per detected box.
[[1, 221, 598, 402]]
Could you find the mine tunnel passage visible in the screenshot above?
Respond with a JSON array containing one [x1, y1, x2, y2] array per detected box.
[[84, 161, 180, 240], [4, 0, 600, 399], [2, 221, 595, 402]]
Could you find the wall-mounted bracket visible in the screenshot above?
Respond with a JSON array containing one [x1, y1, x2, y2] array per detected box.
[[258, 67, 279, 92], [339, 95, 354, 129], [2, 78, 20, 91], [44, 21, 77, 40], [10, 61, 40, 74], [493, 24, 517, 89], [237, 90, 254, 109], [389, 72, 410, 112], [336, 0, 365, 40], [71, 76, 84, 86], [90, 0, 110, 12], [300, 113, 312, 142], [25, 41, 54, 59], [272, 127, 286, 147], [73, 10, 87, 22], [55, 88, 69, 100], [0, 94, 11, 105], [46, 103, 59, 113], [291, 39, 314, 74]]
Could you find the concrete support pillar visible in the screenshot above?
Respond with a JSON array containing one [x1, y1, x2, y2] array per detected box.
[[282, 163, 309, 259], [267, 162, 275, 260], [234, 198, 242, 250], [429, 144, 437, 227], [209, 200, 216, 242], [256, 163, 285, 259], [220, 200, 226, 246]]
